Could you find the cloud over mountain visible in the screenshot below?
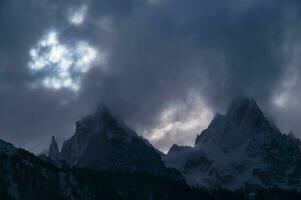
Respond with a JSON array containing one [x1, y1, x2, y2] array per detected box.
[[1, 0, 301, 153]]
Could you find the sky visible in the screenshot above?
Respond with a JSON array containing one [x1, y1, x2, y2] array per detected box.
[[1, 0, 301, 153]]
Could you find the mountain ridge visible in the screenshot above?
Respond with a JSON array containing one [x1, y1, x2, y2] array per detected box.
[[1, 98, 301, 199], [0, 138, 213, 200], [165, 97, 301, 190], [50, 104, 177, 176]]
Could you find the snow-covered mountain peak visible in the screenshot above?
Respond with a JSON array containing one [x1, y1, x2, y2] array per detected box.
[[208, 113, 225, 129], [195, 97, 274, 152], [226, 97, 265, 126], [166, 97, 301, 190]]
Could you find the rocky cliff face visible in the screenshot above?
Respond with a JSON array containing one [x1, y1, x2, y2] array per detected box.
[[0, 139, 204, 200], [54, 105, 170, 174], [48, 135, 59, 160], [165, 98, 301, 190], [195, 98, 280, 152]]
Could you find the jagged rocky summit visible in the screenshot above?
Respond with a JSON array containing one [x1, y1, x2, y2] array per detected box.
[[49, 105, 172, 175], [165, 97, 301, 190], [48, 135, 59, 160], [2, 98, 301, 199], [42, 98, 301, 191]]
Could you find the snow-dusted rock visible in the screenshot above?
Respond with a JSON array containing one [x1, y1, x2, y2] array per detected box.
[[165, 98, 301, 190]]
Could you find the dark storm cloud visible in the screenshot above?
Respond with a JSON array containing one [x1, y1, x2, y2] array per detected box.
[[1, 0, 301, 153]]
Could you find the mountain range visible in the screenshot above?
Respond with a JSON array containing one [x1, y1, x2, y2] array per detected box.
[[165, 98, 301, 190], [0, 138, 209, 199], [49, 105, 178, 177], [1, 97, 301, 199]]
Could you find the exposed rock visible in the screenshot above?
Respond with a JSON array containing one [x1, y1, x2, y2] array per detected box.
[[166, 97, 301, 190], [58, 104, 169, 174], [48, 135, 60, 160]]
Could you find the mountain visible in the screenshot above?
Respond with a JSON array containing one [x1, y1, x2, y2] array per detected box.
[[48, 135, 59, 160], [2, 99, 301, 199], [1, 138, 300, 200], [0, 138, 214, 200], [54, 105, 173, 175], [165, 98, 301, 190]]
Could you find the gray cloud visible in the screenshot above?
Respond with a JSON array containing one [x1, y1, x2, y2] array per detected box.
[[1, 0, 301, 153]]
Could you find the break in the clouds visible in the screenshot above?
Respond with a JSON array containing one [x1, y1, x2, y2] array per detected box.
[[28, 30, 102, 91], [1, 0, 301, 153], [67, 4, 88, 26]]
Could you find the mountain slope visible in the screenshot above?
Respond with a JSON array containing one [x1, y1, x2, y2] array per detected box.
[[165, 98, 301, 190], [0, 139, 215, 200], [1, 129, 301, 199], [57, 105, 170, 175]]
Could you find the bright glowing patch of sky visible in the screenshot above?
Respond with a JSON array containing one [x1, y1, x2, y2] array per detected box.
[[68, 5, 88, 26], [272, 32, 300, 109], [143, 92, 213, 153], [272, 67, 298, 108], [28, 30, 104, 91]]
